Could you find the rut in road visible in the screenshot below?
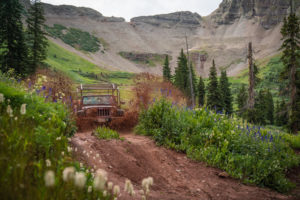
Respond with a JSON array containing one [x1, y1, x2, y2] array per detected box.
[[71, 132, 288, 200]]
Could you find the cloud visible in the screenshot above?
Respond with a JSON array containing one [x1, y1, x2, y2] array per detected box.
[[42, 0, 222, 21]]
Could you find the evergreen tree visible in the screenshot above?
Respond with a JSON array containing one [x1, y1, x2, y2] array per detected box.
[[236, 84, 248, 116], [0, 0, 28, 75], [266, 90, 274, 124], [207, 60, 222, 111], [163, 55, 171, 81], [26, 0, 48, 74], [275, 100, 289, 126], [280, 0, 300, 133], [187, 62, 197, 99], [198, 76, 205, 107], [219, 70, 233, 115], [174, 49, 188, 93]]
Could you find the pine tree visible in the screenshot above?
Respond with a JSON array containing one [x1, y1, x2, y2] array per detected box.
[[236, 84, 248, 116], [266, 90, 274, 124], [198, 76, 205, 107], [163, 55, 171, 81], [219, 70, 233, 115], [174, 49, 189, 93], [26, 0, 48, 74], [280, 0, 300, 133], [207, 60, 222, 112], [0, 0, 28, 76], [254, 90, 267, 125], [275, 100, 289, 126]]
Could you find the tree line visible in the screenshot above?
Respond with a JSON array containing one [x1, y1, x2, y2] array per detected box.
[[0, 0, 48, 76], [162, 0, 300, 133]]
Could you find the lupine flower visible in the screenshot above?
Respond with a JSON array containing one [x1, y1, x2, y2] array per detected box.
[[20, 104, 26, 115], [63, 167, 75, 182], [74, 172, 86, 188], [44, 170, 55, 187], [46, 159, 51, 167], [113, 185, 120, 196], [0, 93, 4, 103], [7, 105, 13, 117]]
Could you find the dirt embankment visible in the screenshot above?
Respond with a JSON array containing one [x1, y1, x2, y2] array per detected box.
[[71, 132, 291, 200]]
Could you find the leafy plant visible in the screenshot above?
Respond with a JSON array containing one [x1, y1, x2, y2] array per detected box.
[[94, 126, 121, 140], [136, 99, 300, 193]]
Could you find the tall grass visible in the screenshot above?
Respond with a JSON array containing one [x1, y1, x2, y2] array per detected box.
[[136, 99, 300, 193]]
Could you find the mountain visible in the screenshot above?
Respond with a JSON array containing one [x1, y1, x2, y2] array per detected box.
[[20, 0, 299, 77]]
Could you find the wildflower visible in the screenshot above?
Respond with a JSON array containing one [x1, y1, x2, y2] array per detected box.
[[63, 167, 75, 182], [93, 169, 107, 191], [61, 151, 65, 156], [113, 185, 120, 196], [124, 179, 135, 196], [96, 153, 99, 158], [44, 170, 55, 187], [74, 172, 86, 188], [141, 195, 146, 200], [14, 117, 18, 121], [56, 137, 61, 141], [46, 159, 51, 167], [79, 162, 83, 168], [7, 105, 13, 117], [75, 148, 78, 152], [103, 190, 107, 197], [0, 93, 4, 103], [67, 147, 72, 153], [20, 104, 26, 115], [108, 181, 113, 190], [88, 186, 92, 193]]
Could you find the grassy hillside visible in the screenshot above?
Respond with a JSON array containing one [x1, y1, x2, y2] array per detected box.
[[45, 40, 134, 85]]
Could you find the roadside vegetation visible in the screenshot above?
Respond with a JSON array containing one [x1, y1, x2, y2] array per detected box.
[[94, 126, 121, 140], [136, 98, 300, 193]]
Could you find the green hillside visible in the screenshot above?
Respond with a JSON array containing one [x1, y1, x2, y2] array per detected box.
[[45, 40, 134, 85]]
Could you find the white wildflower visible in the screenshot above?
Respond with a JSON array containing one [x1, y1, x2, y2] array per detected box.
[[56, 137, 61, 141], [74, 148, 78, 152], [20, 104, 26, 115], [67, 147, 72, 153], [83, 150, 86, 154], [93, 156, 96, 160], [88, 186, 92, 193], [79, 162, 83, 168], [113, 185, 120, 196], [103, 190, 107, 197], [96, 154, 99, 158], [141, 195, 146, 200], [61, 151, 65, 156], [93, 169, 107, 191], [0, 93, 4, 103], [7, 105, 13, 117], [68, 138, 72, 142], [44, 170, 55, 187], [107, 182, 113, 190], [124, 179, 135, 196], [46, 159, 51, 167], [14, 117, 18, 121], [90, 151, 93, 154], [74, 172, 86, 188], [62, 167, 75, 182]]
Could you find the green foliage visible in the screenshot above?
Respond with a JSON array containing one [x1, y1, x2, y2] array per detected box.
[[46, 40, 134, 84], [26, 0, 48, 73], [219, 71, 233, 114], [207, 60, 222, 112], [198, 77, 205, 107], [94, 127, 120, 140], [0, 0, 28, 76], [45, 24, 101, 53], [163, 55, 171, 81], [280, 9, 300, 133], [236, 84, 248, 116], [136, 99, 300, 193], [119, 51, 166, 67]]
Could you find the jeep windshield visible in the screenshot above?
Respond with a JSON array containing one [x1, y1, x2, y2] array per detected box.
[[82, 96, 114, 105]]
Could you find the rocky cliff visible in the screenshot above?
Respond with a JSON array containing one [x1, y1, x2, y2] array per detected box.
[[131, 11, 202, 28], [210, 0, 300, 29]]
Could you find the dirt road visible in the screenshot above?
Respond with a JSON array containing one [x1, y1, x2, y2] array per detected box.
[[71, 132, 290, 200]]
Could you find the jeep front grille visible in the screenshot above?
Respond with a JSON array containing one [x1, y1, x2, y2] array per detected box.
[[98, 108, 110, 117]]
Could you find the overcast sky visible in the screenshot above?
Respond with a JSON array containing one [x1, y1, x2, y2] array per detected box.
[[42, 0, 223, 21]]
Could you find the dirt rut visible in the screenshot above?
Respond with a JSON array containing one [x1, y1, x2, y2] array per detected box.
[[71, 132, 289, 200]]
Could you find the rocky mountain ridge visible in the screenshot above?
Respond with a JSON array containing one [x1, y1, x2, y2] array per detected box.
[[19, 0, 299, 76]]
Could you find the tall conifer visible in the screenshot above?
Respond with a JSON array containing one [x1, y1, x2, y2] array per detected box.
[[219, 70, 233, 114], [198, 76, 205, 107], [207, 60, 222, 111], [162, 55, 171, 81]]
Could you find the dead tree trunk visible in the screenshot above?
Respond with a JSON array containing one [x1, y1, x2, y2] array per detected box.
[[248, 42, 255, 109]]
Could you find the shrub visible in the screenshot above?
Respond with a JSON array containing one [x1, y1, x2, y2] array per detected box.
[[0, 77, 112, 199], [136, 99, 300, 193], [94, 126, 120, 140]]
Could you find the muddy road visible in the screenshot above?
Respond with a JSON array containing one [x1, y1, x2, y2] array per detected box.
[[71, 132, 292, 200]]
